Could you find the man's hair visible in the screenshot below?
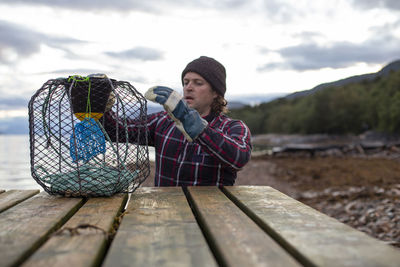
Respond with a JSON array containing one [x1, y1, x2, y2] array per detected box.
[[211, 95, 228, 115]]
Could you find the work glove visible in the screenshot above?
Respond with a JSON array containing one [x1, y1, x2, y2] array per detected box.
[[145, 86, 208, 142]]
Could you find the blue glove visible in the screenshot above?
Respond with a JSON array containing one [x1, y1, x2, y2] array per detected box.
[[145, 86, 208, 142]]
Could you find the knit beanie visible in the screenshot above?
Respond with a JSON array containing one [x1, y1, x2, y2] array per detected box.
[[181, 56, 226, 97]]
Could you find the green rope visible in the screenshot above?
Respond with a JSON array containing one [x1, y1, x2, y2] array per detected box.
[[68, 75, 92, 118]]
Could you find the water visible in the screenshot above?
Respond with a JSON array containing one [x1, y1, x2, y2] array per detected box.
[[0, 135, 155, 190], [0, 135, 37, 190]]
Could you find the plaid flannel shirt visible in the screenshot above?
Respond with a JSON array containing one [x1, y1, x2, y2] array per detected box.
[[103, 111, 252, 186]]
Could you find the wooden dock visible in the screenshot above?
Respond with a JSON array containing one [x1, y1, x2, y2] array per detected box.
[[0, 186, 399, 266]]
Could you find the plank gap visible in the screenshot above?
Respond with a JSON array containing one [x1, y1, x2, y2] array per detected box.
[[94, 195, 129, 267], [103, 187, 217, 266], [15, 196, 87, 267], [183, 186, 229, 267], [0, 190, 40, 213], [220, 186, 315, 267]]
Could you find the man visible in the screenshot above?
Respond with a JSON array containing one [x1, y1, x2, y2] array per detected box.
[[105, 56, 252, 186]]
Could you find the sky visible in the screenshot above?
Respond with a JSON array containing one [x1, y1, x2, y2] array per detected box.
[[0, 0, 399, 119]]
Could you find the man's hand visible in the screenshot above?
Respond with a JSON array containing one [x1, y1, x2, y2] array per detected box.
[[145, 86, 207, 142]]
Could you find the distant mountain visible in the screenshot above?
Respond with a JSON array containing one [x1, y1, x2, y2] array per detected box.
[[4, 60, 400, 135], [229, 61, 400, 135], [285, 59, 400, 100], [0, 99, 260, 135], [145, 93, 286, 113], [227, 93, 285, 107], [228, 101, 247, 110]]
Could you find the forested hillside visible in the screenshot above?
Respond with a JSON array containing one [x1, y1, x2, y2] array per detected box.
[[229, 69, 400, 135]]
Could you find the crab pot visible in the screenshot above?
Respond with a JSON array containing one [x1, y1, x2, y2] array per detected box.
[[28, 76, 150, 197]]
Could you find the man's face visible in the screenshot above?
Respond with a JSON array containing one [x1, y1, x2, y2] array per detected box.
[[183, 72, 217, 116]]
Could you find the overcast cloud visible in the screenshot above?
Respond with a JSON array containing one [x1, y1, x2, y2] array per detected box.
[[105, 47, 164, 61], [0, 0, 162, 12], [0, 0, 249, 13], [258, 34, 400, 71], [0, 97, 28, 110], [351, 0, 400, 10], [0, 20, 83, 64], [0, 0, 399, 118]]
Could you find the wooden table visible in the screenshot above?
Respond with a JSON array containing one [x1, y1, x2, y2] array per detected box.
[[0, 186, 399, 267]]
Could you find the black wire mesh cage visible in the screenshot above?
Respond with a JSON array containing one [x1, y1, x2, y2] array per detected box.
[[28, 75, 150, 197]]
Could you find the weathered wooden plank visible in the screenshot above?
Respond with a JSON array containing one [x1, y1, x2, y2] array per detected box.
[[0, 189, 40, 213], [187, 186, 300, 267], [223, 186, 400, 267], [0, 192, 84, 267], [22, 194, 128, 267], [103, 187, 217, 267]]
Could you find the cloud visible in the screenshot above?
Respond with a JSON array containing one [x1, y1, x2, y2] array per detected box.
[[34, 68, 149, 85], [121, 74, 149, 84], [292, 31, 323, 41], [0, 20, 41, 63], [1, 0, 157, 12], [351, 0, 400, 10], [259, 0, 298, 22], [0, 20, 84, 64], [37, 68, 111, 76], [195, 0, 248, 9], [258, 34, 400, 71], [2, 0, 251, 13], [0, 0, 308, 25], [105, 47, 164, 61], [0, 96, 29, 110]]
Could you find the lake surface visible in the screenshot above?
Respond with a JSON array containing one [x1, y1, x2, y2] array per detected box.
[[0, 135, 155, 190], [0, 135, 36, 190]]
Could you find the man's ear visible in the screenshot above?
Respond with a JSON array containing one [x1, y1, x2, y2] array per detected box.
[[212, 90, 218, 99]]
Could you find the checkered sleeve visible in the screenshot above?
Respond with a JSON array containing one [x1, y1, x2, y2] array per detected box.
[[197, 118, 252, 170], [102, 111, 162, 145]]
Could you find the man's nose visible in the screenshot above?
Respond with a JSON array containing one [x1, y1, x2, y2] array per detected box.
[[184, 82, 193, 91]]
